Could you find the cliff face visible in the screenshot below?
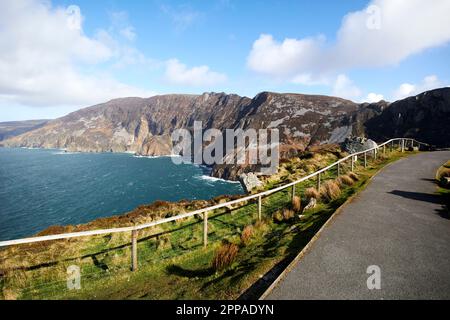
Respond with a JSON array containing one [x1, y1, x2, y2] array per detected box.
[[364, 88, 450, 147], [1, 92, 369, 155], [2, 88, 449, 179]]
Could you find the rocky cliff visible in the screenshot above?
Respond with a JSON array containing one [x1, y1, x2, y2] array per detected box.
[[2, 88, 449, 179], [364, 88, 450, 147], [1, 92, 370, 154]]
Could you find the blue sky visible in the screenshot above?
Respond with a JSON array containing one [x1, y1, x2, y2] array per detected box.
[[0, 0, 449, 121]]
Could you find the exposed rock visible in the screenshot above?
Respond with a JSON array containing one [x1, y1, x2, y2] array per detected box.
[[304, 197, 317, 211], [365, 87, 450, 147], [342, 136, 378, 154], [239, 173, 263, 193], [3, 87, 449, 180]]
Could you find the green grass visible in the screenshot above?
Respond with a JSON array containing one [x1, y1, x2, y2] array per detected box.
[[0, 149, 414, 300]]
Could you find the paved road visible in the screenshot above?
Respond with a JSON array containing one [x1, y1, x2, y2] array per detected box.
[[266, 151, 450, 300]]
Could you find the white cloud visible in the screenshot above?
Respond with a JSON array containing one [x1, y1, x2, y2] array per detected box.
[[160, 5, 201, 32], [247, 34, 325, 77], [332, 74, 362, 101], [393, 75, 444, 100], [120, 26, 136, 41], [165, 59, 227, 87], [366, 93, 384, 103], [291, 73, 330, 86], [108, 11, 136, 41], [0, 0, 154, 109], [247, 0, 450, 78]]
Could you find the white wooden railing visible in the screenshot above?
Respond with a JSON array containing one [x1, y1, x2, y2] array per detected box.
[[0, 138, 429, 271]]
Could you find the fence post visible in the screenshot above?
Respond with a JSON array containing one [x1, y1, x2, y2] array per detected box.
[[291, 184, 296, 202], [351, 156, 354, 172], [374, 148, 378, 160], [391, 141, 393, 152], [364, 152, 367, 168], [337, 162, 341, 176], [203, 212, 208, 248], [401, 139, 405, 152], [317, 172, 321, 190], [131, 229, 138, 272], [258, 196, 262, 221]]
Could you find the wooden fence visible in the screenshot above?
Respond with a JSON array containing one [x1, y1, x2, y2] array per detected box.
[[0, 138, 429, 271]]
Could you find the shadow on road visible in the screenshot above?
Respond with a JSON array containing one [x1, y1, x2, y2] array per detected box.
[[388, 190, 442, 205]]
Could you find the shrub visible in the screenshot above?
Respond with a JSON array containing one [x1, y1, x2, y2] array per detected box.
[[320, 180, 341, 202], [240, 225, 254, 246], [348, 172, 359, 182], [292, 196, 302, 213], [305, 187, 320, 199], [254, 219, 269, 233], [436, 167, 450, 180], [211, 241, 239, 271], [282, 208, 295, 221], [272, 210, 284, 223], [337, 175, 355, 186]]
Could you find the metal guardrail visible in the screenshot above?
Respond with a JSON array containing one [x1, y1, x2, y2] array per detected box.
[[0, 138, 429, 270]]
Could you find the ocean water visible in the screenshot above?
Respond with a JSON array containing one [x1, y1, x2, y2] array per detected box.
[[0, 148, 243, 241]]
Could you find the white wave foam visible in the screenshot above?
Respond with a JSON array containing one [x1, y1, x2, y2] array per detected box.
[[133, 154, 182, 159], [195, 175, 241, 184], [52, 151, 78, 155]]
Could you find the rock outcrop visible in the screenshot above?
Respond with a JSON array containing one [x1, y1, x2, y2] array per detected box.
[[2, 87, 449, 179], [342, 136, 378, 154], [239, 173, 263, 193], [364, 87, 450, 147]]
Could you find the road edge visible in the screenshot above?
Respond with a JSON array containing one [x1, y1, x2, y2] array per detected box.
[[259, 155, 410, 300]]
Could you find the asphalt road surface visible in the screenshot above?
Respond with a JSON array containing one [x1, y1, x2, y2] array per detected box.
[[266, 151, 450, 300]]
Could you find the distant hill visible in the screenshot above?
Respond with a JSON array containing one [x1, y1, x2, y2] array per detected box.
[[0, 120, 49, 141]]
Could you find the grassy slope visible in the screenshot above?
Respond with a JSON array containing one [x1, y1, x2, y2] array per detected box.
[[0, 148, 413, 300], [436, 160, 450, 218]]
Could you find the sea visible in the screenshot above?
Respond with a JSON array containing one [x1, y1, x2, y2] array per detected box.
[[0, 147, 243, 241]]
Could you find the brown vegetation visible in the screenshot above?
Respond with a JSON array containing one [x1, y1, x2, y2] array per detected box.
[[305, 187, 320, 199], [348, 172, 359, 182], [320, 180, 342, 202], [337, 174, 355, 186], [211, 241, 239, 271], [240, 225, 254, 246], [292, 196, 302, 213]]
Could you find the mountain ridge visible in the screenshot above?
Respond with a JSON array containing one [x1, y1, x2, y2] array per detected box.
[[1, 87, 449, 179]]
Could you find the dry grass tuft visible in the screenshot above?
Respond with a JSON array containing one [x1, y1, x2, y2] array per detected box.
[[211, 241, 239, 271], [240, 225, 254, 246], [254, 219, 269, 234], [272, 210, 284, 223], [282, 208, 295, 221], [305, 187, 320, 199], [348, 172, 359, 182], [320, 180, 342, 202], [292, 196, 302, 213], [436, 166, 450, 180], [337, 175, 355, 186]]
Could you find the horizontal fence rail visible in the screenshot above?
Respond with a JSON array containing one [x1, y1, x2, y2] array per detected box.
[[0, 137, 429, 269]]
